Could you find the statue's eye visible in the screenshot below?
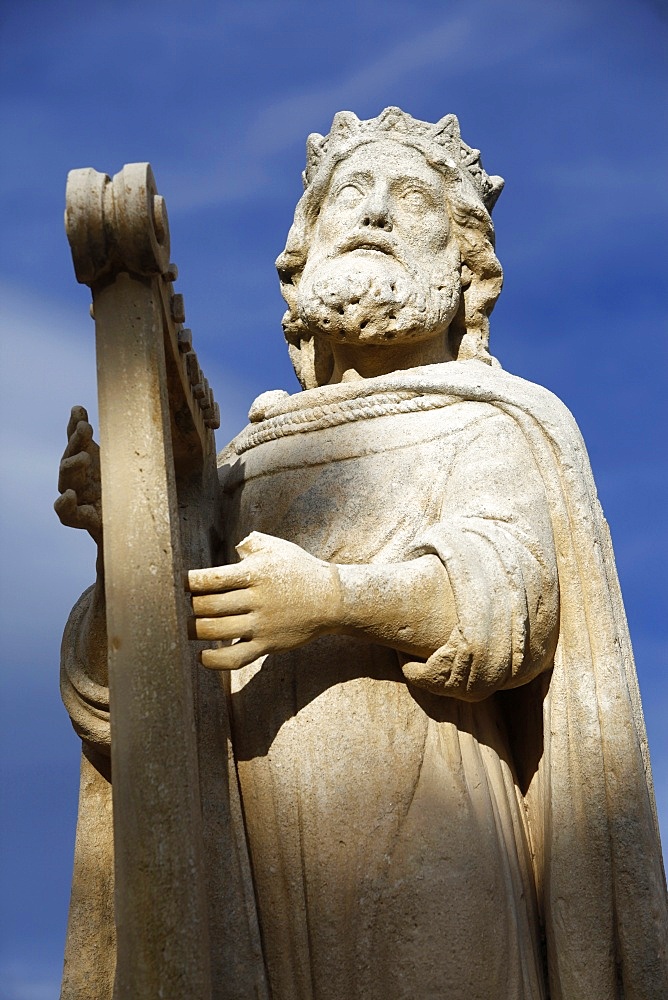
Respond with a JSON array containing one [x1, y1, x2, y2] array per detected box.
[[335, 184, 364, 205], [401, 188, 428, 208]]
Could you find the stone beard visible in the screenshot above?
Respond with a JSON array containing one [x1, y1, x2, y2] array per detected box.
[[296, 239, 461, 345]]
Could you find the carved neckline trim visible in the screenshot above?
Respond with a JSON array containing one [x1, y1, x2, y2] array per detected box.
[[235, 387, 458, 453], [231, 360, 513, 455]]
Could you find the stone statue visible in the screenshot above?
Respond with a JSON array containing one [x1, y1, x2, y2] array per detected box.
[[57, 109, 667, 999]]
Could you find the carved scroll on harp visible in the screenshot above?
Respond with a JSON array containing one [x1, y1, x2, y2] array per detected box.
[[66, 162, 220, 465], [65, 163, 217, 999]]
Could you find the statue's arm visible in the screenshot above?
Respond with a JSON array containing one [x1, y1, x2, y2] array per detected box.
[[399, 408, 560, 700], [191, 409, 558, 702], [188, 536, 453, 669], [60, 581, 110, 751]]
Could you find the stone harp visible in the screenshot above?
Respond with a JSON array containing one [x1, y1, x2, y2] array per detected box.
[[65, 163, 222, 997]]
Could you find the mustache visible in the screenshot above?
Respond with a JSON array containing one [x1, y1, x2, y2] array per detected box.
[[335, 231, 402, 261]]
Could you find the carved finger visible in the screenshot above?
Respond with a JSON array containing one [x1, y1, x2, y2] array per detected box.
[[77, 504, 102, 542], [54, 490, 101, 540], [191, 591, 253, 617], [188, 614, 254, 641], [54, 489, 79, 528], [65, 419, 94, 460], [187, 565, 252, 594], [58, 450, 91, 494], [67, 406, 90, 439], [200, 640, 265, 671]]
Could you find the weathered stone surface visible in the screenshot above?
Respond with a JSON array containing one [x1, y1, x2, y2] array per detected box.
[[58, 109, 667, 998]]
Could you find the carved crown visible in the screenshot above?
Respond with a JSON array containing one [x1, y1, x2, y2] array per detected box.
[[303, 107, 504, 212]]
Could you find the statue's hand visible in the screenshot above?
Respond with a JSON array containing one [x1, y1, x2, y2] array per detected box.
[[54, 405, 102, 547], [187, 531, 341, 670]]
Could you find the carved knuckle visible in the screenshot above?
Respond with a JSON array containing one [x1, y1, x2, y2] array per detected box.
[[246, 613, 260, 636]]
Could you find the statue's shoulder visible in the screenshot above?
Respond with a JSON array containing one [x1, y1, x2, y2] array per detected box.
[[216, 389, 293, 480], [405, 362, 587, 469], [492, 366, 582, 437], [433, 361, 582, 435], [217, 440, 238, 469], [216, 440, 243, 494]]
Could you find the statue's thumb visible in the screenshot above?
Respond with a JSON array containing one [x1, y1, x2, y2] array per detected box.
[[235, 531, 266, 559]]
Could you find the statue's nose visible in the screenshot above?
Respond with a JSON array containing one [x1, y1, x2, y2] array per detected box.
[[361, 190, 393, 232]]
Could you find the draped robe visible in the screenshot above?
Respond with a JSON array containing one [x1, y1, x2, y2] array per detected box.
[[61, 360, 668, 999]]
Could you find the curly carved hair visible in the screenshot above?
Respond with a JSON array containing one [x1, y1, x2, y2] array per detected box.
[[276, 117, 504, 389]]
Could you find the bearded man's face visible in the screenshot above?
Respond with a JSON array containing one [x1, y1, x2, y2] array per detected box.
[[296, 139, 461, 346]]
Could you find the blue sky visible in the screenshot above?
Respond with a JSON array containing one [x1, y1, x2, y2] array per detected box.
[[1, 1, 666, 996]]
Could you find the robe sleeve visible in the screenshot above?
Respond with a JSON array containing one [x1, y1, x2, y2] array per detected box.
[[60, 585, 111, 753], [401, 408, 559, 701]]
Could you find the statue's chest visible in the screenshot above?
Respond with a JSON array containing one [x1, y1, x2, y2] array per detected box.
[[221, 401, 485, 562]]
